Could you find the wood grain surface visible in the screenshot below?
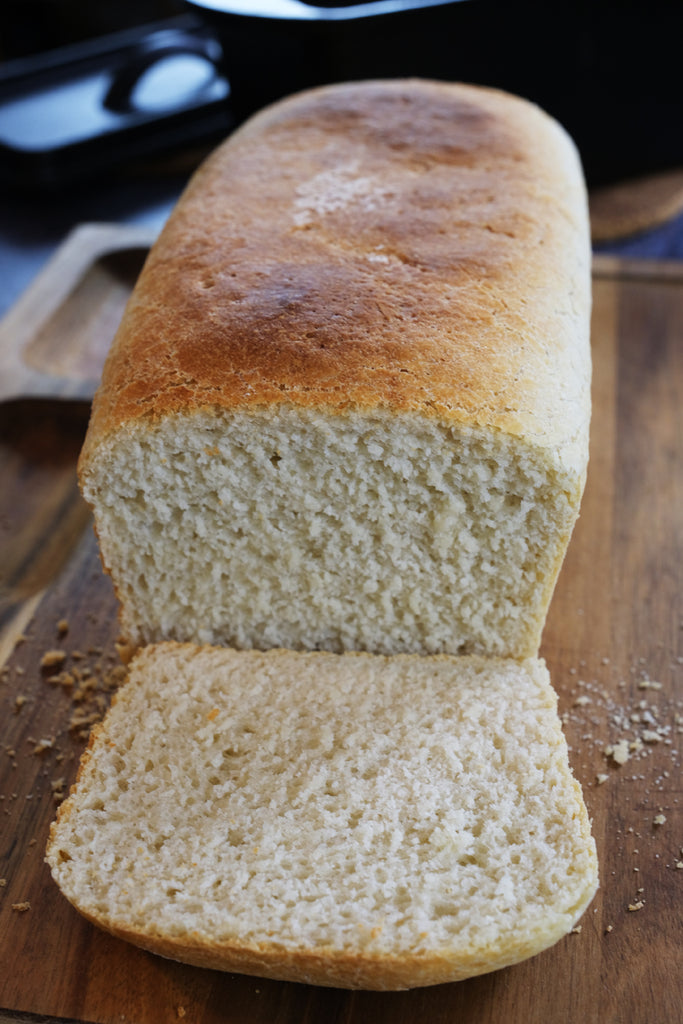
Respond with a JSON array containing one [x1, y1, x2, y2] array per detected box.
[[0, 232, 681, 1024], [0, 224, 156, 404]]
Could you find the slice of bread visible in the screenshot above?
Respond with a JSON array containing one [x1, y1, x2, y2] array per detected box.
[[46, 644, 598, 990]]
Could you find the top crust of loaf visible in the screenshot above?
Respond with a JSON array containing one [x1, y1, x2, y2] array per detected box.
[[79, 79, 591, 477]]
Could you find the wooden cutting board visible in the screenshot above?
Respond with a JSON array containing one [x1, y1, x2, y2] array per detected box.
[[0, 228, 681, 1024]]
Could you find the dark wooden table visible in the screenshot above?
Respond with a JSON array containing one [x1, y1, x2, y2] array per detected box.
[[0, 230, 681, 1023]]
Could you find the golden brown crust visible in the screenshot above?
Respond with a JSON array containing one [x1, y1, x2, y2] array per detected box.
[[79, 79, 591, 476], [70, 914, 576, 990]]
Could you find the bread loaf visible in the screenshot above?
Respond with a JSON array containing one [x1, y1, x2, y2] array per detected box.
[[78, 79, 591, 659], [46, 644, 598, 990]]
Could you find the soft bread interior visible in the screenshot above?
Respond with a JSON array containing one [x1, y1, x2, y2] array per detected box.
[[47, 644, 598, 990], [81, 407, 582, 658]]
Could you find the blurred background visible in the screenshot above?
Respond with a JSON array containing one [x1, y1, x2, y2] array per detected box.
[[1, 0, 683, 318]]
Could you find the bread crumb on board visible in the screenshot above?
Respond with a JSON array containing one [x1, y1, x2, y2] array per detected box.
[[561, 649, 681, 931], [51, 777, 67, 804], [561, 652, 680, 779], [40, 650, 67, 670], [33, 633, 130, 742], [604, 738, 630, 765], [33, 738, 55, 755], [1, 628, 130, 822]]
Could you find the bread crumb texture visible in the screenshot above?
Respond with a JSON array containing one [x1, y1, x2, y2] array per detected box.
[[82, 409, 580, 658], [47, 645, 598, 989]]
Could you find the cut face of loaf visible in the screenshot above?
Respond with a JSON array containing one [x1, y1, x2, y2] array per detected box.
[[46, 645, 598, 990], [78, 79, 592, 657], [84, 409, 583, 656]]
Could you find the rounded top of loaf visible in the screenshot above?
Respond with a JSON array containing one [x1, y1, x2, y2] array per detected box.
[[81, 79, 591, 474]]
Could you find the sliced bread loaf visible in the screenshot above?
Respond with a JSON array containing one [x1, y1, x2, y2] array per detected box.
[[77, 79, 591, 659], [47, 644, 598, 990]]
